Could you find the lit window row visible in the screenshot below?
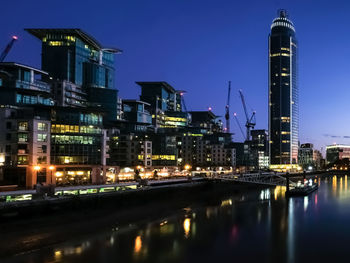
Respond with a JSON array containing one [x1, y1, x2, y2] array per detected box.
[[51, 124, 102, 134], [270, 53, 290, 57], [48, 41, 65, 46], [138, 155, 175, 161], [271, 21, 295, 31], [51, 135, 100, 145]]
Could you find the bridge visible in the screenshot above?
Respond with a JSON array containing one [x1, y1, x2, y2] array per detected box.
[[213, 172, 297, 187]]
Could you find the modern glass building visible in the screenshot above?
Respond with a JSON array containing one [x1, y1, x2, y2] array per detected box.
[[269, 10, 298, 166], [25, 29, 121, 121], [0, 63, 54, 106]]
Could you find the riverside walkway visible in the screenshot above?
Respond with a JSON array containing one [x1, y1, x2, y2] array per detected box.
[[0, 173, 301, 206], [0, 177, 206, 205]]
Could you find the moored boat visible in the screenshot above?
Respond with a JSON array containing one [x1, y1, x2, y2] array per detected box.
[[286, 183, 318, 197]]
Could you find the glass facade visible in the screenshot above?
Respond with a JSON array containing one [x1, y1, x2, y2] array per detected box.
[[269, 10, 298, 165], [42, 32, 116, 87], [50, 109, 104, 165], [26, 29, 120, 121]]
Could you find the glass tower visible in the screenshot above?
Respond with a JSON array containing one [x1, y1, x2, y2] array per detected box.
[[269, 10, 298, 165]]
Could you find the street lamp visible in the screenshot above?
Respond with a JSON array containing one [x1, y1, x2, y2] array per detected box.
[[49, 165, 55, 184]]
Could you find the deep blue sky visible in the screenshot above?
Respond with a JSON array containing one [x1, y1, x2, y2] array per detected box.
[[1, 0, 350, 153]]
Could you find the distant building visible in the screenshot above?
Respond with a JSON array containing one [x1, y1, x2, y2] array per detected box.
[[122, 100, 152, 132], [189, 111, 223, 134], [231, 142, 253, 171], [268, 10, 299, 167], [298, 143, 323, 170], [251, 129, 269, 170], [136, 82, 188, 130], [326, 144, 350, 166]]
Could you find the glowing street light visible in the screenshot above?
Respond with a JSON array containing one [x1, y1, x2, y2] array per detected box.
[[34, 165, 41, 183], [49, 165, 55, 184], [184, 164, 191, 170]]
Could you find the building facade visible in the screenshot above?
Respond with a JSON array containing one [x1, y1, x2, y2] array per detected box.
[[326, 144, 350, 167], [269, 10, 299, 167], [298, 143, 323, 170], [251, 129, 269, 170], [26, 28, 121, 122]]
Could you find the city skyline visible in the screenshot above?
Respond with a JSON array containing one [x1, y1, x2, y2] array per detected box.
[[2, 0, 350, 152]]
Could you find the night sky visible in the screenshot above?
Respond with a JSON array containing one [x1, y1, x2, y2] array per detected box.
[[1, 0, 350, 153]]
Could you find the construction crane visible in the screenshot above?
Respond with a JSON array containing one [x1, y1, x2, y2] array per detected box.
[[238, 89, 256, 141], [0, 36, 18, 62], [233, 112, 245, 140], [224, 81, 231, 133]]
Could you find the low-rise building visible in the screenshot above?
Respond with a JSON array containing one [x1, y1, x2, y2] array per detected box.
[[326, 144, 350, 167]]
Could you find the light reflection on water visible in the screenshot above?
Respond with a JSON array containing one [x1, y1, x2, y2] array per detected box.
[[8, 174, 350, 263]]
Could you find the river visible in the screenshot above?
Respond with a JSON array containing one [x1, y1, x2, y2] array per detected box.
[[4, 175, 350, 263]]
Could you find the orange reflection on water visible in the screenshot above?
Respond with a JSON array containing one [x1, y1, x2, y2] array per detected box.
[[346, 176, 348, 190], [134, 236, 142, 254], [54, 250, 62, 260], [340, 177, 343, 194], [183, 218, 191, 238], [332, 176, 337, 193], [274, 186, 286, 200]]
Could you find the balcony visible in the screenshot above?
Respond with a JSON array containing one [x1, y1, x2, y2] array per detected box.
[[15, 80, 51, 93]]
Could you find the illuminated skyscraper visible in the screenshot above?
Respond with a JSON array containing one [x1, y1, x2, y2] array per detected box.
[[269, 10, 298, 165]]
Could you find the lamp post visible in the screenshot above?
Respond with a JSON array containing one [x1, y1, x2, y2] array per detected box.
[[34, 165, 41, 184], [49, 165, 55, 184], [184, 164, 191, 176]]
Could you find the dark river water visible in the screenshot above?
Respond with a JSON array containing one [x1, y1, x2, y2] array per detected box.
[[5, 175, 350, 263]]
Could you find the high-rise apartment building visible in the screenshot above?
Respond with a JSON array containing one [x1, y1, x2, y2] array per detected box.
[[269, 10, 299, 167]]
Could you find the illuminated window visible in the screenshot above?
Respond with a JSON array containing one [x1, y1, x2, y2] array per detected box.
[[18, 133, 28, 142], [281, 117, 290, 123], [37, 134, 47, 142], [17, 155, 28, 165], [48, 41, 65, 46], [152, 155, 175, 160], [18, 122, 28, 131], [38, 122, 47, 131]]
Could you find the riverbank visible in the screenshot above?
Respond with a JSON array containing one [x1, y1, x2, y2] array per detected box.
[[0, 180, 266, 258]]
